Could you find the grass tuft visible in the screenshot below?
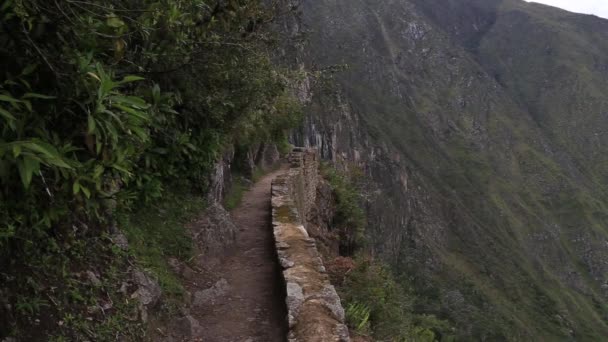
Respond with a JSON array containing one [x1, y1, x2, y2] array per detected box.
[[223, 177, 249, 211]]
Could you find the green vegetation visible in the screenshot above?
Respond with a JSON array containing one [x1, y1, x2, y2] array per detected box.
[[223, 176, 249, 211], [322, 166, 453, 341], [0, 0, 300, 339], [345, 302, 372, 334], [340, 257, 455, 341], [118, 189, 204, 297], [303, 0, 608, 339], [2, 230, 144, 340], [321, 164, 366, 254]]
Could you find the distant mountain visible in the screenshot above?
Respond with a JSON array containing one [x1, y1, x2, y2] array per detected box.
[[294, 0, 608, 339]]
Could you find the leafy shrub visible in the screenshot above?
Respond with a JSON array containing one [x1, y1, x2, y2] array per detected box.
[[346, 301, 372, 334], [338, 256, 455, 341], [0, 0, 301, 338], [321, 164, 456, 341], [340, 256, 413, 340], [321, 164, 367, 254]]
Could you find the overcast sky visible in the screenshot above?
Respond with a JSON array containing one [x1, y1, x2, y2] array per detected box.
[[525, 0, 608, 18]]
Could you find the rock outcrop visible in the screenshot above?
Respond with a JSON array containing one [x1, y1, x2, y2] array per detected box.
[[189, 202, 238, 263], [197, 142, 282, 263], [207, 143, 282, 204], [271, 148, 349, 342]]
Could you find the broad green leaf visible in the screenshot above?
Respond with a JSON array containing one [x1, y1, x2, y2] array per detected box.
[[101, 77, 117, 95], [22, 100, 32, 112], [87, 115, 96, 134], [105, 121, 119, 143], [163, 108, 179, 115], [16, 151, 43, 163], [25, 157, 40, 177], [0, 108, 15, 121], [118, 75, 145, 84], [12, 145, 21, 157], [22, 93, 56, 100], [113, 104, 149, 121], [111, 164, 131, 175], [93, 165, 104, 179], [45, 157, 72, 169], [81, 186, 91, 199], [73, 181, 80, 194], [19, 78, 31, 90], [0, 94, 20, 103], [23, 141, 59, 158], [110, 95, 149, 108], [23, 141, 72, 169], [17, 159, 29, 189], [87, 72, 101, 82], [101, 109, 125, 130], [130, 126, 149, 141], [106, 16, 125, 28], [21, 64, 38, 76], [16, 157, 39, 189]]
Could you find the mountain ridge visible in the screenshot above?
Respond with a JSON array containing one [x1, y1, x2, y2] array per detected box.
[[293, 0, 608, 339]]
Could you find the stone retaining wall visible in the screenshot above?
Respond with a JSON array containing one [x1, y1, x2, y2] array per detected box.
[[271, 148, 350, 342]]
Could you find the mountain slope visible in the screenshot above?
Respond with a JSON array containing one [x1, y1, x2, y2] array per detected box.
[[293, 0, 608, 339]]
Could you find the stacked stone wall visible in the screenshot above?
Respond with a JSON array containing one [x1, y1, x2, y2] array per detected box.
[[271, 148, 349, 342]]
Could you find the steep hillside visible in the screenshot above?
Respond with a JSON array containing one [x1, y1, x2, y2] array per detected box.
[[293, 0, 608, 339]]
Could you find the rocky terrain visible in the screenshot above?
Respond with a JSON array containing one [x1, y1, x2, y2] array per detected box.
[[288, 0, 608, 339]]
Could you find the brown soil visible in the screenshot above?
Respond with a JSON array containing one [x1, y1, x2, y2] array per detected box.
[[185, 170, 287, 342]]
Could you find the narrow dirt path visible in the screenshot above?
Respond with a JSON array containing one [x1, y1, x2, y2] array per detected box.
[[193, 170, 287, 342]]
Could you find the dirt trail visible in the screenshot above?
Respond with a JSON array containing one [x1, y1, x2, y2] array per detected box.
[[192, 170, 287, 342]]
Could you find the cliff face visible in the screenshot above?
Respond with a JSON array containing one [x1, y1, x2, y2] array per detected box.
[[289, 0, 608, 339]]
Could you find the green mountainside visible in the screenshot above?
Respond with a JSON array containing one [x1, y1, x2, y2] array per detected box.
[[296, 0, 608, 339], [3, 0, 608, 340]]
